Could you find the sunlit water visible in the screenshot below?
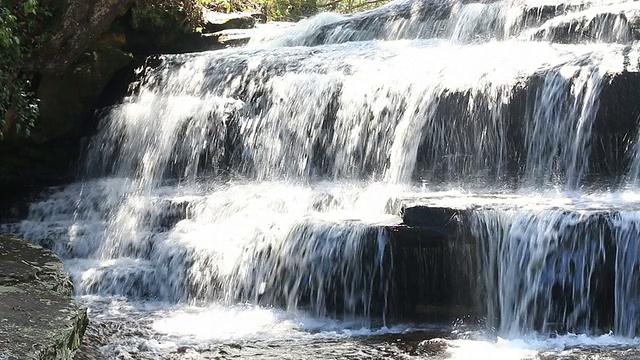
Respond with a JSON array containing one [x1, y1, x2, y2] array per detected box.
[[6, 0, 640, 358]]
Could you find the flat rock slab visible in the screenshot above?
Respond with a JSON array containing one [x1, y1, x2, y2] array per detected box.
[[202, 11, 257, 34], [213, 21, 296, 47], [0, 234, 87, 360]]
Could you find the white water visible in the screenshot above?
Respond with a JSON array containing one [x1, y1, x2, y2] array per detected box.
[[8, 0, 640, 358], [260, 0, 640, 47]]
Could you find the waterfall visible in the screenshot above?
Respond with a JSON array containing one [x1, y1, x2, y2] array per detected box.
[[611, 211, 640, 338], [7, 0, 640, 356], [471, 209, 611, 336], [84, 41, 623, 186]]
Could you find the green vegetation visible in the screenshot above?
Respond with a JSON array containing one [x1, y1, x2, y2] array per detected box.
[[315, 0, 388, 13], [130, 0, 392, 42], [0, 0, 390, 140], [0, 0, 44, 140], [131, 0, 205, 34], [206, 0, 389, 22]]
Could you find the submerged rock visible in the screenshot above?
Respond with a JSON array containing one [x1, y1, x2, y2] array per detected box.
[[0, 234, 87, 359]]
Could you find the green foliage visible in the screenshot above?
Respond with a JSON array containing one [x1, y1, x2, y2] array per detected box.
[[0, 1, 43, 140], [203, 0, 388, 21], [131, 0, 205, 34], [316, 0, 388, 13], [260, 0, 316, 20], [202, 0, 315, 21], [205, 0, 262, 14]]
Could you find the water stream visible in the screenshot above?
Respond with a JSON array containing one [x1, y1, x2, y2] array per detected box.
[[6, 0, 640, 358]]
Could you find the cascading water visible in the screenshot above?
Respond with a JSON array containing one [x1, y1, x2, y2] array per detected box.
[[471, 209, 612, 336], [6, 0, 640, 358]]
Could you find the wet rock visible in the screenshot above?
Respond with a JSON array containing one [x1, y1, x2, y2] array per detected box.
[[384, 201, 628, 333], [0, 144, 76, 210], [401, 206, 460, 230], [590, 71, 640, 180], [202, 11, 257, 34], [148, 199, 191, 231], [206, 21, 296, 48], [533, 11, 636, 43], [120, 11, 266, 55], [409, 44, 640, 186], [0, 233, 88, 359], [385, 222, 478, 323]]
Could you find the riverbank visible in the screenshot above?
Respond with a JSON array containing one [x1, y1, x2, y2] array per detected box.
[[0, 234, 87, 359]]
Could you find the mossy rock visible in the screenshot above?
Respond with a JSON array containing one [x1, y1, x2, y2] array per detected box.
[[32, 44, 133, 143]]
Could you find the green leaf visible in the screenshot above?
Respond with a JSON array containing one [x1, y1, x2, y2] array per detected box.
[[24, 0, 38, 15]]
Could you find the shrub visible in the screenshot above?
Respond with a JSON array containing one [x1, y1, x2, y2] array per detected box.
[[260, 0, 317, 21], [131, 0, 205, 33], [0, 1, 43, 140]]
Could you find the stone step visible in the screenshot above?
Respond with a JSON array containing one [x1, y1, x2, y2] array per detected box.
[[382, 200, 639, 333]]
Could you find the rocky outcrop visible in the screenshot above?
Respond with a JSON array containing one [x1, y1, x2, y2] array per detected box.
[[121, 10, 265, 55], [34, 44, 134, 143], [25, 0, 133, 76], [0, 42, 134, 203], [0, 233, 88, 359]]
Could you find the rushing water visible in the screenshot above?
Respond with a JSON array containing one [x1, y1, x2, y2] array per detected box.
[[6, 0, 640, 358]]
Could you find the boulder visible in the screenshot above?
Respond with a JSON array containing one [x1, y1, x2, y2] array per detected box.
[[0, 233, 88, 359]]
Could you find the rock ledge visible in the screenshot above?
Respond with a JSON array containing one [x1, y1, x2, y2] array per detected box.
[[0, 234, 87, 360]]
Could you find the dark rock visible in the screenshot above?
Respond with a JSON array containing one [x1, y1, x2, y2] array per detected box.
[[0, 143, 77, 210], [148, 199, 191, 231], [24, 0, 132, 76], [384, 202, 625, 333], [251, 13, 268, 24], [33, 44, 133, 143], [520, 4, 586, 28], [411, 46, 640, 187], [0, 233, 88, 359], [384, 222, 478, 323], [122, 27, 226, 55], [589, 71, 640, 181], [533, 12, 636, 43], [202, 11, 257, 34], [401, 206, 460, 229]]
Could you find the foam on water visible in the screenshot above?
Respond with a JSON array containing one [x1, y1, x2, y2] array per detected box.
[[149, 303, 425, 342], [17, 179, 398, 317], [445, 333, 640, 360], [78, 292, 640, 358]]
